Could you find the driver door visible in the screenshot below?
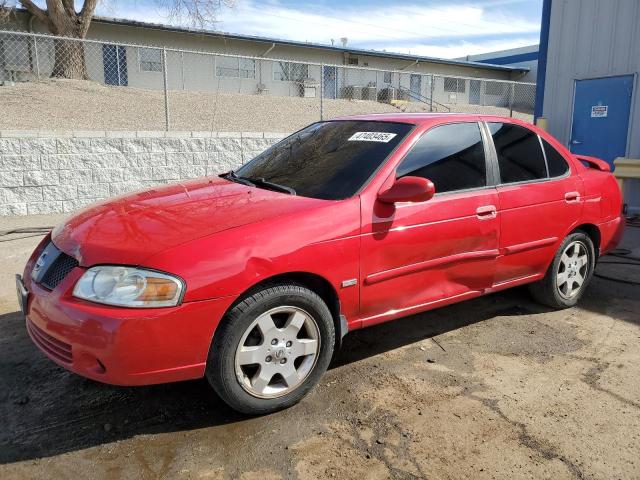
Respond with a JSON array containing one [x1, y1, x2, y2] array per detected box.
[[359, 122, 500, 327]]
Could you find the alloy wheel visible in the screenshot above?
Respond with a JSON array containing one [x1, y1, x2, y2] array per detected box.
[[556, 240, 589, 299], [234, 306, 320, 399]]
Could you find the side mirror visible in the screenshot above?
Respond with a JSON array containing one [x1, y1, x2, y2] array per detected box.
[[377, 176, 435, 204]]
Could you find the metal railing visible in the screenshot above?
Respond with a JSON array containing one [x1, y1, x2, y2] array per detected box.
[[0, 30, 537, 132]]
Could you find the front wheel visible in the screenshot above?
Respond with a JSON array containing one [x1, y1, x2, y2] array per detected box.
[[529, 232, 596, 309], [206, 284, 335, 414]]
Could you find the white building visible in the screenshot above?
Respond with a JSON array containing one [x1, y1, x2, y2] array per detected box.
[[1, 10, 532, 111]]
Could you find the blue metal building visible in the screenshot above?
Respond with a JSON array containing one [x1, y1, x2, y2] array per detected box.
[[536, 0, 640, 212]]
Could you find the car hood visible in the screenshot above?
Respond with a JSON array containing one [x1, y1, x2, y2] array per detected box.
[[52, 177, 325, 266]]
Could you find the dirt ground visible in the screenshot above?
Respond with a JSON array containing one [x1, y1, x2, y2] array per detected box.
[[0, 80, 533, 133], [0, 213, 638, 480]]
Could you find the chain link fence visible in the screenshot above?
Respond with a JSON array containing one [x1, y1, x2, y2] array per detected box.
[[0, 30, 536, 132]]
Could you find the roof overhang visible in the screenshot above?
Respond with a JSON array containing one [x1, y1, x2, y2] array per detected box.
[[84, 14, 528, 73]]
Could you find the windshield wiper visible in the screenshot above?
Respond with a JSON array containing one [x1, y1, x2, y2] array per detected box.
[[244, 177, 296, 195], [222, 170, 256, 187], [223, 171, 296, 195]]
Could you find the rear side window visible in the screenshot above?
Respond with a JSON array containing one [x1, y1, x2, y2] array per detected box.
[[542, 138, 570, 177], [396, 122, 487, 193], [488, 123, 547, 183]]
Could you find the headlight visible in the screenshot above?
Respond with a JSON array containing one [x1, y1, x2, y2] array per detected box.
[[73, 266, 184, 308]]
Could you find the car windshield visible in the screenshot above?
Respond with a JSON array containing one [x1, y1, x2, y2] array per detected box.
[[233, 120, 413, 200]]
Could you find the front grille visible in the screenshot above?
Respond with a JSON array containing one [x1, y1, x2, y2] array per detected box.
[[40, 251, 79, 290], [26, 318, 73, 364]]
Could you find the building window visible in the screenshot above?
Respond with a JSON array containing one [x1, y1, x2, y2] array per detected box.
[[1, 37, 31, 72], [216, 56, 256, 78], [383, 71, 392, 84], [347, 57, 359, 66], [274, 61, 309, 81], [138, 47, 162, 72], [444, 77, 465, 93], [484, 81, 507, 96]]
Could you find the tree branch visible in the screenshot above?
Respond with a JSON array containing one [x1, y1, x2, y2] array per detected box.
[[78, 0, 98, 34], [19, 0, 51, 28], [61, 0, 76, 18], [44, 0, 71, 33]]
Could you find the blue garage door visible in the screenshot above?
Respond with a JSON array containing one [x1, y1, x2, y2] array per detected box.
[[570, 75, 634, 167]]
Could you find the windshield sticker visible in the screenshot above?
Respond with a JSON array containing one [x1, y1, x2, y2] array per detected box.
[[348, 132, 397, 143]]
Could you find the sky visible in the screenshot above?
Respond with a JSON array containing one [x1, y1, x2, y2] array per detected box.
[[94, 0, 543, 59]]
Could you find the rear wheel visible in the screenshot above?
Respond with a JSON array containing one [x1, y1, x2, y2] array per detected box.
[[206, 284, 335, 414], [529, 232, 595, 309]]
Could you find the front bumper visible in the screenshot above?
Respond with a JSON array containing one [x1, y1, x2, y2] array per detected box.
[[20, 265, 235, 386]]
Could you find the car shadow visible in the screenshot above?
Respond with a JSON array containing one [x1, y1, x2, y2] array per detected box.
[[0, 286, 553, 464]]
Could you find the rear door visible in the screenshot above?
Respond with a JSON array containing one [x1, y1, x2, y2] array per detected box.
[[359, 122, 500, 325], [487, 122, 583, 286]]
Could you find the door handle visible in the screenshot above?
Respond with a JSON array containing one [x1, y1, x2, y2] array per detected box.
[[570, 139, 582, 145], [564, 191, 580, 203], [476, 205, 497, 220]]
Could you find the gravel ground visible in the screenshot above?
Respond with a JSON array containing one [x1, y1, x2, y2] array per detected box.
[[0, 79, 532, 133], [0, 213, 638, 480]]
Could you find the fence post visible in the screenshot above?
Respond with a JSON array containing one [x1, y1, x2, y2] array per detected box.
[[509, 82, 515, 117], [319, 63, 324, 121], [162, 47, 170, 131], [180, 51, 185, 91], [429, 74, 434, 112], [33, 35, 40, 80], [115, 46, 122, 86]]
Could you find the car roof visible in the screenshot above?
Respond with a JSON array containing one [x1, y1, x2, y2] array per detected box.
[[332, 112, 531, 127]]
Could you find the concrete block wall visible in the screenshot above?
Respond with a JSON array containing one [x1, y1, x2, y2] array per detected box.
[[0, 131, 286, 216]]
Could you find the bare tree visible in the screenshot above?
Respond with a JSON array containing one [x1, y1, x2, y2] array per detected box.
[[3, 1, 232, 79]]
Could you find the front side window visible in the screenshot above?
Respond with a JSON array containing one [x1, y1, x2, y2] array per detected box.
[[542, 138, 570, 177], [396, 122, 487, 194], [274, 61, 309, 81], [139, 48, 162, 72], [235, 121, 413, 200], [488, 123, 547, 183]]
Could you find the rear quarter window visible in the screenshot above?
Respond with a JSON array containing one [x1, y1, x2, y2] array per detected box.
[[542, 138, 570, 177]]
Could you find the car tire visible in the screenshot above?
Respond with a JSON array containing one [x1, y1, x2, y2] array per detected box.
[[206, 284, 335, 415], [528, 231, 596, 309]]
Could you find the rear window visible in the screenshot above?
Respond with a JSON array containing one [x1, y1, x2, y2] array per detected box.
[[488, 122, 547, 183], [236, 121, 412, 200]]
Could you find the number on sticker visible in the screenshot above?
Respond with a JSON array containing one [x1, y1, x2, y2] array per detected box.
[[348, 132, 397, 143]]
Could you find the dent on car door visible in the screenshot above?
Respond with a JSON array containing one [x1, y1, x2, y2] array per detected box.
[[487, 122, 584, 286], [359, 122, 500, 327]]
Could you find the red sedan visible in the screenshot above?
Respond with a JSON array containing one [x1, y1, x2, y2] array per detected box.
[[17, 114, 624, 414]]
